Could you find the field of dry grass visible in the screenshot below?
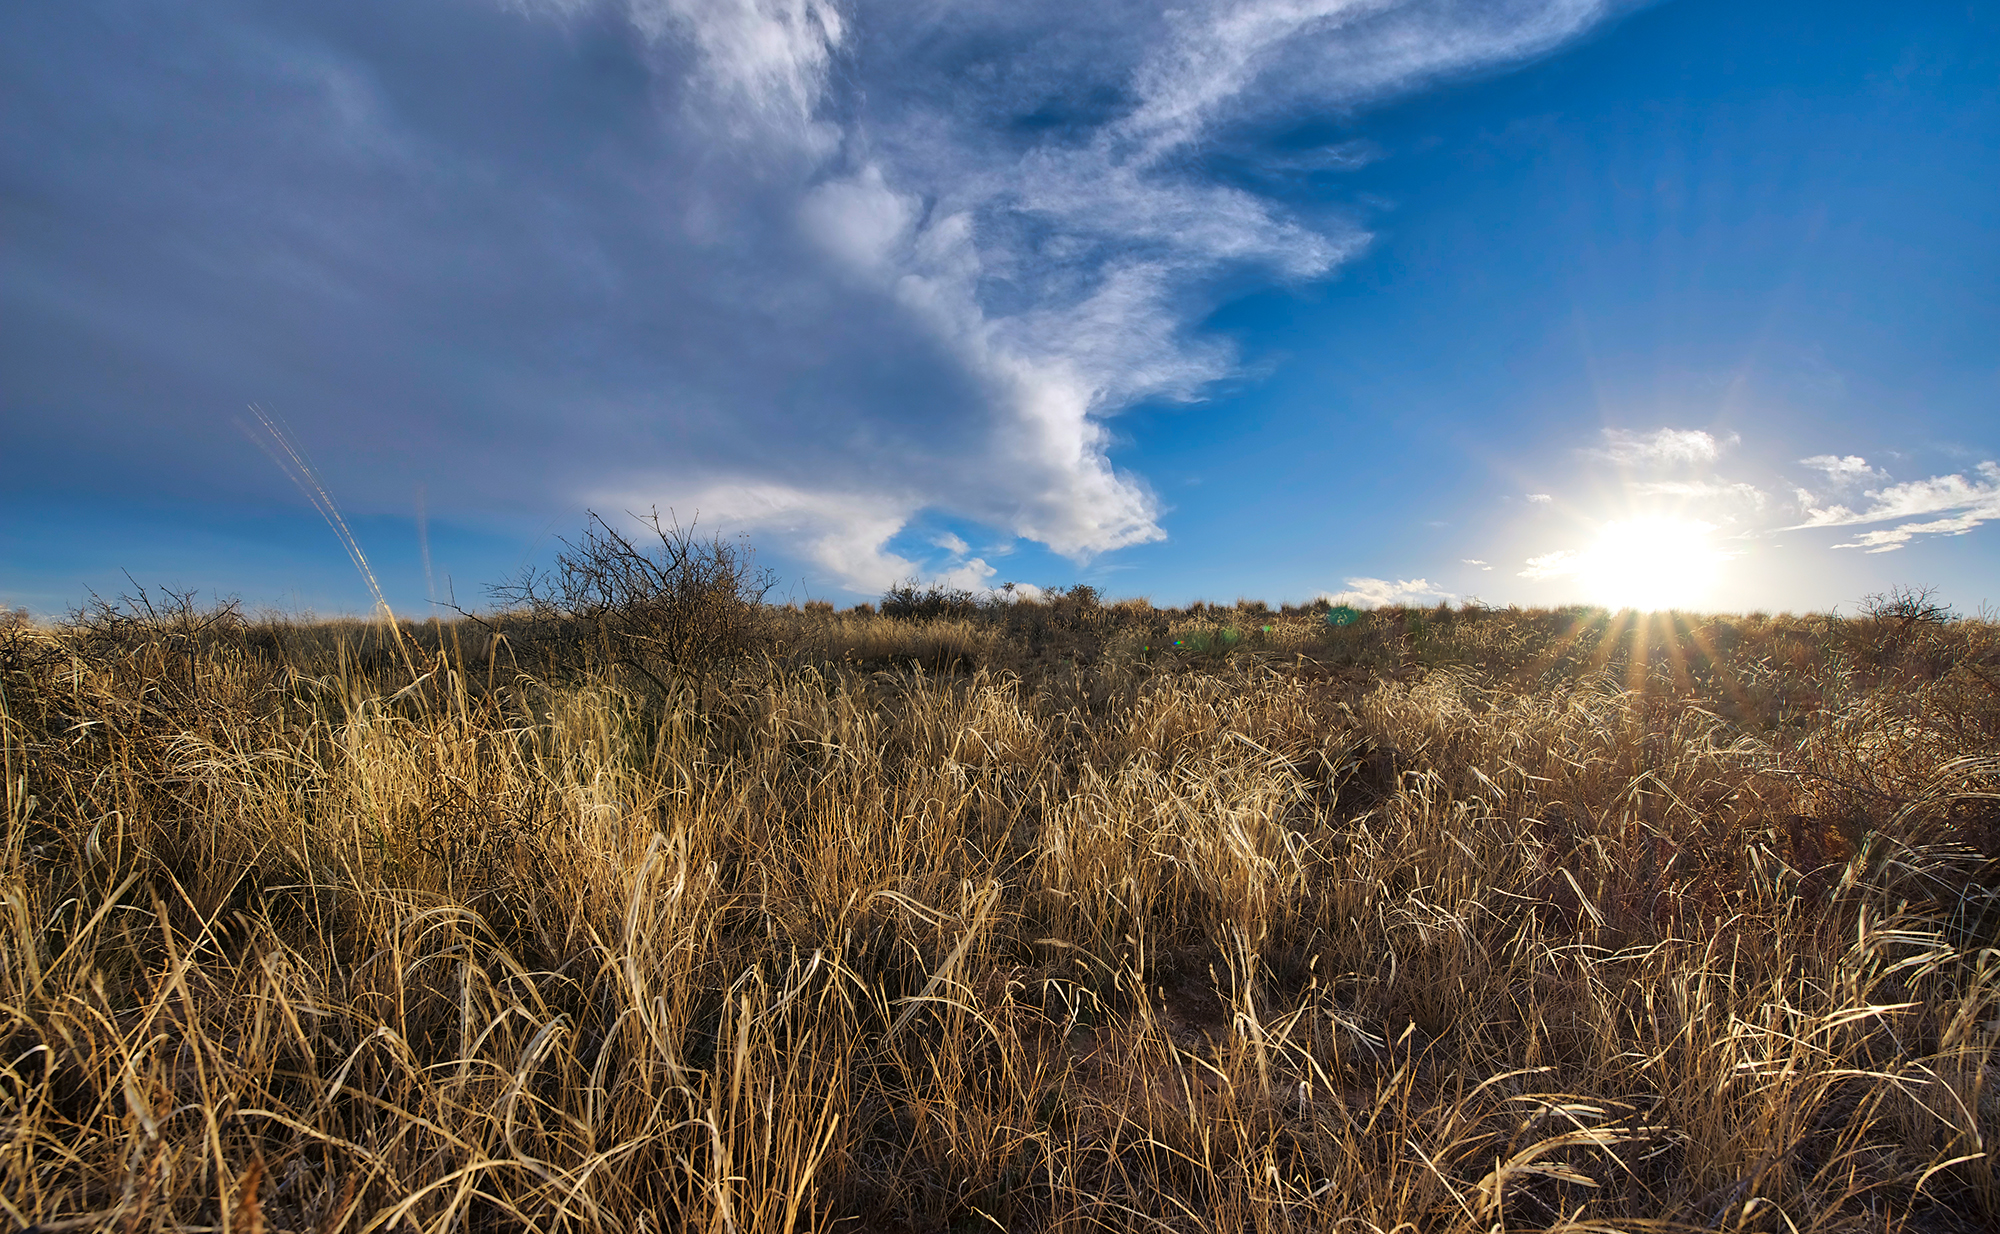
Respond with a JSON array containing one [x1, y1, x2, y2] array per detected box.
[[4, 593, 2000, 1231]]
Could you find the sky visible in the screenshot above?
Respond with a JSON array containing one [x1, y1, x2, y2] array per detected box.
[[3, 0, 1996, 618]]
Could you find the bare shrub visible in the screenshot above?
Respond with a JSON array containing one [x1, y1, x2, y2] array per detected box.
[[880, 579, 979, 620], [488, 509, 776, 688], [1861, 583, 1956, 625], [69, 582, 247, 657], [1852, 585, 1963, 682]]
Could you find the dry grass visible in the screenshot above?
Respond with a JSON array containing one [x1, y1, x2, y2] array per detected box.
[[3, 600, 1999, 1232]]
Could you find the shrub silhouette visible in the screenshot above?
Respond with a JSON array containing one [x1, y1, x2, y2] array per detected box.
[[879, 579, 979, 620], [488, 509, 774, 691]]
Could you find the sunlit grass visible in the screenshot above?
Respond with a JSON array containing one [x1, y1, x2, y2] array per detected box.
[[2, 598, 1997, 1230]]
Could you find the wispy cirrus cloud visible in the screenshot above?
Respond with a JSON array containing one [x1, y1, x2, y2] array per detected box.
[[1630, 479, 1769, 513], [1587, 427, 1737, 469], [1789, 461, 2000, 552]]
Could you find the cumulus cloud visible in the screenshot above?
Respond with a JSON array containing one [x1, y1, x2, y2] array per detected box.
[[1319, 577, 1456, 608], [1, 0, 1625, 594], [988, 581, 1048, 604], [1789, 461, 2000, 552], [798, 164, 917, 273], [1588, 428, 1736, 469], [1461, 558, 1491, 569], [932, 558, 1004, 592], [590, 479, 925, 592], [1526, 493, 1554, 504]]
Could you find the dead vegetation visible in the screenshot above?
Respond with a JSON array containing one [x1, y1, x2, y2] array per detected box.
[[3, 589, 1999, 1231]]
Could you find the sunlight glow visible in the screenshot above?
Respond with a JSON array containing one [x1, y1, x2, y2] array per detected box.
[[1578, 516, 1725, 611]]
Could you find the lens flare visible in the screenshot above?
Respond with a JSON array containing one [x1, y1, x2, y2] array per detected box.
[[1579, 515, 1724, 611]]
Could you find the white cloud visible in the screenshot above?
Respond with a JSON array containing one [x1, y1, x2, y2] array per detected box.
[[592, 479, 923, 593], [1318, 577, 1456, 608], [1798, 453, 1884, 484], [1526, 493, 1553, 504], [633, 0, 843, 143], [1, 0, 1629, 597], [551, 0, 1625, 588], [989, 581, 1048, 603], [589, 480, 1035, 595], [1831, 515, 1988, 554], [1629, 479, 1769, 514], [799, 164, 916, 272], [1461, 558, 1492, 570], [931, 557, 1000, 592], [1518, 549, 1581, 580], [1789, 461, 2000, 552], [1588, 427, 1735, 468]]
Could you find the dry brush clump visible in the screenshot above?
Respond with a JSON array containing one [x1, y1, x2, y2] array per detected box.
[[485, 511, 779, 691], [2, 595, 1999, 1232]]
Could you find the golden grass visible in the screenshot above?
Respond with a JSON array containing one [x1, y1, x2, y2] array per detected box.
[[3, 603, 1999, 1231]]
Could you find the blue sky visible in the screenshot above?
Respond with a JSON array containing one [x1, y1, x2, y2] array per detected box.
[[3, 0, 1996, 617]]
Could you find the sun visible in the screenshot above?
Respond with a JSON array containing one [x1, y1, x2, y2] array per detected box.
[[1578, 515, 1725, 611]]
